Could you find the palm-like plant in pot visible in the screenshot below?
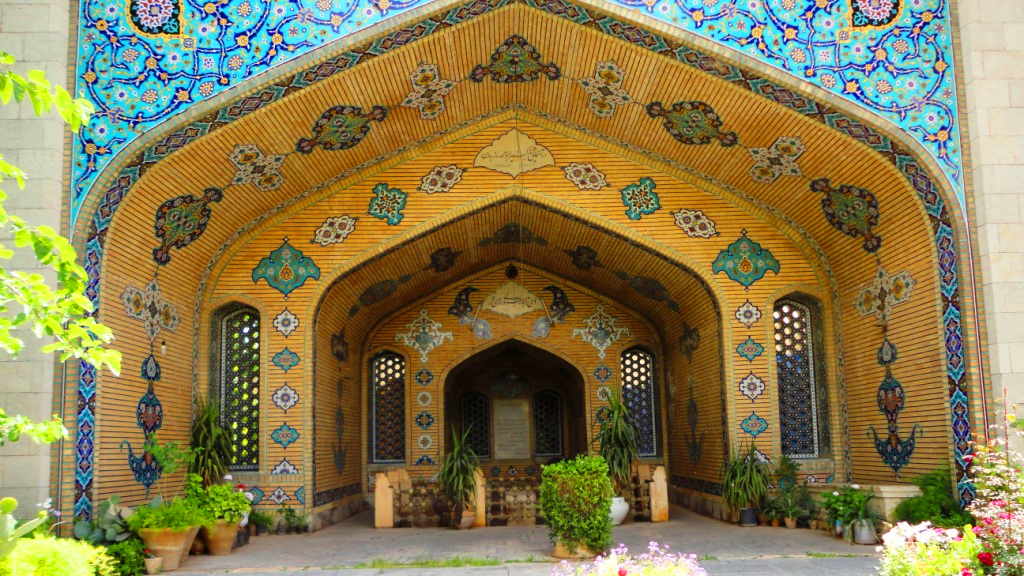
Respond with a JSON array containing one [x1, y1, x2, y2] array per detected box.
[[593, 390, 638, 526], [721, 444, 771, 527], [437, 426, 480, 529]]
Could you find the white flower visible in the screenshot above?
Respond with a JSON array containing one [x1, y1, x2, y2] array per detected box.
[[850, 484, 861, 490], [223, 474, 233, 481], [833, 491, 840, 496]]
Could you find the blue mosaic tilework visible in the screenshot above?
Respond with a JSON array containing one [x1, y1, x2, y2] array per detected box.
[[72, 0, 962, 227]]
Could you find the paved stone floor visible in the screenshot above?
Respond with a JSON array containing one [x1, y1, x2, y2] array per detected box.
[[175, 507, 880, 575]]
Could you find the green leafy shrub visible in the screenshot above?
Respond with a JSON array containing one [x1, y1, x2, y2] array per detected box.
[[185, 473, 250, 523], [104, 537, 145, 576], [73, 496, 132, 544], [0, 536, 115, 576], [539, 454, 612, 555], [893, 468, 973, 528], [1, 497, 49, 561], [126, 498, 205, 532]]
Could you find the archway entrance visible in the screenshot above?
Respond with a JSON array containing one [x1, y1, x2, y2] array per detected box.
[[444, 340, 588, 470]]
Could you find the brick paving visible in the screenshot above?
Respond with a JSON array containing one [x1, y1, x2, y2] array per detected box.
[[174, 507, 880, 575]]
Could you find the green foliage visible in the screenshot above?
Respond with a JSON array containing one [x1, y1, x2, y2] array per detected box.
[[277, 507, 301, 528], [248, 510, 272, 529], [592, 390, 639, 496], [539, 454, 612, 555], [125, 498, 204, 532], [188, 399, 232, 486], [185, 474, 250, 523], [892, 468, 973, 528], [0, 407, 66, 447], [772, 483, 813, 520], [437, 426, 480, 521], [0, 498, 49, 562], [131, 433, 199, 501], [721, 444, 771, 510], [103, 537, 145, 576], [0, 535, 115, 576], [878, 523, 984, 576], [73, 496, 132, 544], [773, 455, 801, 490]]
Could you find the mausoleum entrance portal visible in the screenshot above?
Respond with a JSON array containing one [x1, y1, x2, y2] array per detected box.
[[443, 340, 588, 471]]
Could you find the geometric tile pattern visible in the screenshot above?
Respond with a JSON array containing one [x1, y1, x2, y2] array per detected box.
[[671, 208, 718, 239], [645, 100, 738, 147], [370, 352, 406, 464], [367, 183, 408, 226], [228, 144, 286, 192], [152, 187, 223, 265], [119, 278, 180, 343], [854, 267, 915, 323], [126, 0, 183, 35], [401, 64, 455, 120], [395, 309, 453, 363], [810, 178, 882, 253], [470, 35, 560, 83], [311, 215, 358, 247], [621, 348, 658, 457], [774, 300, 819, 457], [748, 136, 805, 183], [577, 61, 631, 117], [619, 177, 660, 220], [573, 305, 631, 360]]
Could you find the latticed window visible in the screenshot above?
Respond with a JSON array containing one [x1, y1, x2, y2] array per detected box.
[[370, 352, 406, 464], [533, 391, 562, 457], [621, 347, 658, 458], [461, 392, 490, 459], [218, 306, 260, 471], [774, 299, 825, 458]]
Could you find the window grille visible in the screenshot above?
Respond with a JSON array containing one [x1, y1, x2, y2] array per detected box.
[[774, 299, 820, 457], [370, 352, 406, 464], [533, 391, 563, 457], [461, 392, 490, 459], [218, 306, 260, 470], [620, 348, 658, 458]]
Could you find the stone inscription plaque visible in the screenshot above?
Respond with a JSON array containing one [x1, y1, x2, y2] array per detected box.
[[493, 398, 530, 460]]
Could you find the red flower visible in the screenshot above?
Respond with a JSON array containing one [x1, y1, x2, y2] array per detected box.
[[236, 483, 246, 490], [618, 569, 628, 576], [978, 552, 994, 567]]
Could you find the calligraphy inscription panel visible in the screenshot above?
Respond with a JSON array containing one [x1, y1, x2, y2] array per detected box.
[[493, 398, 531, 460]]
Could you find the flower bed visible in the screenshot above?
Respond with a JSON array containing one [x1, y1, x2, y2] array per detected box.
[[552, 543, 707, 576]]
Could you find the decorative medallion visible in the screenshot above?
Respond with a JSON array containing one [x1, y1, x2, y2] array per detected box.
[[562, 163, 609, 190], [366, 183, 408, 226], [573, 305, 631, 360], [272, 348, 300, 372], [735, 300, 762, 328], [295, 487, 306, 505], [645, 100, 738, 147], [492, 368, 528, 398], [418, 164, 464, 194], [228, 144, 286, 192], [855, 268, 916, 322], [273, 309, 299, 338], [417, 434, 433, 450], [532, 317, 551, 338], [753, 449, 771, 466], [479, 222, 547, 246], [271, 459, 298, 475], [596, 386, 611, 402], [507, 466, 520, 477], [847, 0, 903, 31], [564, 245, 602, 270], [311, 215, 358, 247], [127, 0, 183, 36], [877, 338, 898, 366], [252, 238, 321, 298], [272, 384, 299, 413], [401, 64, 455, 120], [741, 412, 769, 437], [470, 35, 560, 83], [748, 136, 806, 183], [593, 365, 612, 383], [868, 338, 921, 475], [136, 382, 163, 436], [616, 272, 679, 312], [679, 324, 701, 360], [295, 104, 387, 154], [415, 455, 435, 466], [482, 281, 546, 318], [415, 368, 434, 386], [395, 309, 453, 363], [268, 487, 290, 505], [490, 466, 501, 477], [141, 354, 162, 382], [712, 230, 781, 290], [330, 327, 349, 364], [425, 247, 461, 273], [120, 278, 179, 343], [738, 373, 766, 401], [152, 187, 223, 265], [736, 338, 765, 362], [417, 391, 432, 406], [349, 275, 412, 316], [474, 129, 555, 178], [271, 423, 299, 448], [248, 487, 265, 504], [671, 208, 718, 239], [577, 61, 631, 117], [595, 406, 613, 424], [415, 411, 435, 429], [121, 441, 160, 494], [544, 286, 575, 322], [810, 178, 882, 253], [619, 177, 660, 220], [448, 287, 479, 324]]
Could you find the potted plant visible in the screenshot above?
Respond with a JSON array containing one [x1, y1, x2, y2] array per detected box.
[[250, 511, 272, 536], [188, 399, 233, 487], [437, 426, 481, 529], [721, 444, 771, 527], [126, 498, 205, 571], [143, 548, 162, 575], [187, 474, 251, 555], [845, 487, 880, 545], [593, 390, 638, 526], [773, 455, 801, 491], [278, 507, 298, 534], [539, 454, 612, 559], [762, 496, 781, 527], [774, 483, 811, 529]]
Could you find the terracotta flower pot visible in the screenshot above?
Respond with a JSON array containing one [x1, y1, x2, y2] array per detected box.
[[144, 556, 162, 575], [180, 525, 200, 564], [771, 518, 780, 527], [784, 517, 797, 529], [458, 508, 476, 530], [137, 528, 191, 572], [202, 519, 241, 556], [552, 540, 601, 559]]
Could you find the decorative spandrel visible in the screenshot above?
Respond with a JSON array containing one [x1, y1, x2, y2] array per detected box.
[[220, 307, 261, 470], [621, 348, 657, 458], [370, 353, 406, 464]]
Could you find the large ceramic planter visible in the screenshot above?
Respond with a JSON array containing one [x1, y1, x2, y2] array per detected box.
[[852, 519, 877, 545], [552, 540, 602, 559], [179, 526, 200, 564], [137, 528, 191, 572], [609, 497, 629, 526], [202, 519, 241, 556], [457, 509, 476, 530]]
